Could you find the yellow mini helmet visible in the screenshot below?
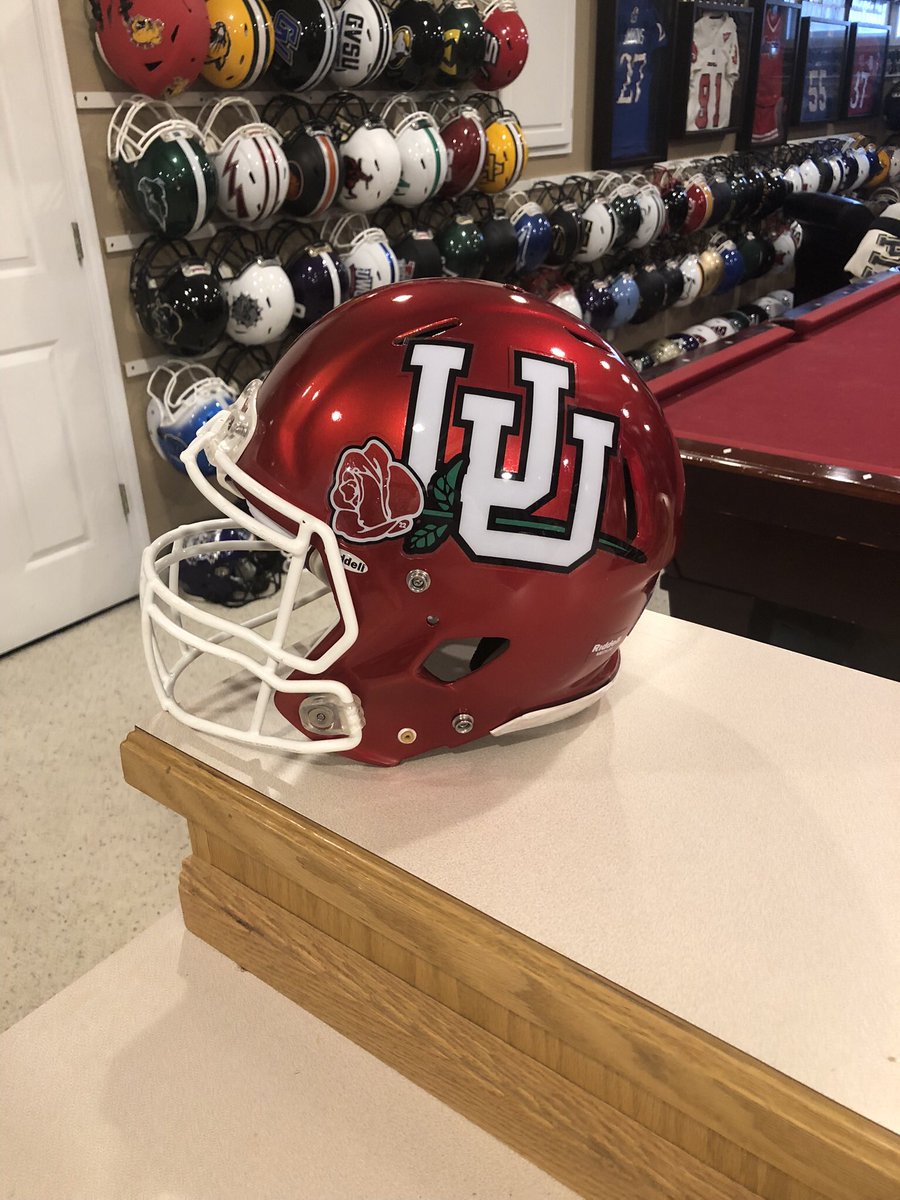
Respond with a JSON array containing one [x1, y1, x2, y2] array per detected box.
[[865, 147, 892, 190], [202, 0, 275, 88], [477, 112, 527, 194], [697, 246, 725, 296]]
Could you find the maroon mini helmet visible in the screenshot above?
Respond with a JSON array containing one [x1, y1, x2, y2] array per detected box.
[[141, 279, 684, 766], [682, 175, 713, 233], [91, 0, 209, 97], [476, 0, 528, 89], [432, 97, 487, 198]]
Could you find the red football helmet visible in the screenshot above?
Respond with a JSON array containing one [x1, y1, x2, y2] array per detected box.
[[475, 0, 528, 89], [91, 0, 209, 98], [142, 279, 684, 766]]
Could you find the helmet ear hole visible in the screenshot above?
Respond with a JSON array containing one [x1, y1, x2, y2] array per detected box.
[[421, 636, 509, 682]]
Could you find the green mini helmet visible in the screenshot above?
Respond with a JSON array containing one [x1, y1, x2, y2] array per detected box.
[[436, 212, 486, 277], [108, 95, 217, 237]]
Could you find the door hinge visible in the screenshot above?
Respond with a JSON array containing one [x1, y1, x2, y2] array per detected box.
[[118, 483, 130, 519], [71, 221, 84, 266]]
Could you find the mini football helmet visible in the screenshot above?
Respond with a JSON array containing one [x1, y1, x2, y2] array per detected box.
[[703, 315, 737, 340], [601, 178, 642, 247], [661, 179, 689, 235], [889, 147, 900, 183], [673, 252, 704, 307], [108, 96, 217, 237], [91, 0, 208, 97], [644, 338, 681, 367], [708, 234, 744, 293], [476, 0, 528, 89], [706, 169, 735, 225], [575, 274, 617, 331], [625, 349, 654, 374], [683, 173, 713, 233], [432, 208, 486, 277], [203, 0, 275, 88], [131, 236, 229, 356], [474, 97, 527, 194], [267, 220, 350, 331], [627, 177, 666, 249], [544, 281, 582, 319], [659, 259, 685, 308], [798, 156, 821, 193], [630, 264, 667, 324], [267, 0, 337, 89], [141, 278, 684, 764], [207, 227, 295, 345], [528, 182, 582, 268], [438, 0, 486, 83], [758, 166, 789, 216], [771, 227, 797, 273], [324, 213, 401, 294], [572, 181, 617, 263], [697, 245, 724, 296], [391, 225, 445, 279], [384, 0, 445, 88], [864, 147, 892, 190], [471, 196, 518, 281], [507, 193, 552, 274], [682, 322, 720, 346], [177, 525, 286, 607], [324, 94, 403, 214], [431, 95, 488, 198], [606, 270, 640, 327], [374, 95, 449, 208], [735, 230, 765, 280], [668, 331, 701, 354], [147, 361, 236, 474], [328, 0, 392, 87], [261, 97, 342, 218], [199, 97, 290, 223], [782, 161, 804, 194]]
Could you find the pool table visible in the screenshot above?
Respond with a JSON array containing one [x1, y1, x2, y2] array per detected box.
[[646, 271, 900, 678]]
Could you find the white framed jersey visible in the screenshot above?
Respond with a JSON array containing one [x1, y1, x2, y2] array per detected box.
[[687, 12, 741, 132]]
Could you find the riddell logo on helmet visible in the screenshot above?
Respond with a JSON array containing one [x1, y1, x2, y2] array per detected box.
[[327, 341, 647, 573]]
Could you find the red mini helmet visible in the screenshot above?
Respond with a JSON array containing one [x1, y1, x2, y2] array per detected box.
[[142, 280, 684, 766], [432, 97, 487, 198], [476, 0, 528, 89], [91, 0, 210, 97]]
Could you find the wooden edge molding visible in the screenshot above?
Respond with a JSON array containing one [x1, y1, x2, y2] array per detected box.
[[180, 854, 762, 1200], [122, 729, 900, 1200]]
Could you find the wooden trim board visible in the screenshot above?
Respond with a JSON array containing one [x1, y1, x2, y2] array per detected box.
[[122, 729, 900, 1200]]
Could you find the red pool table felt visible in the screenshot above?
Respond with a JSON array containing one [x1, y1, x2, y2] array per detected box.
[[652, 278, 900, 479]]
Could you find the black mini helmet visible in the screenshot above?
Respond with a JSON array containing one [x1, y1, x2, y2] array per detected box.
[[660, 259, 685, 307], [530, 180, 582, 267], [130, 236, 228, 356], [707, 171, 735, 224], [662, 180, 689, 234], [267, 0, 338, 89], [385, 0, 445, 88], [885, 82, 900, 130], [179, 527, 286, 608], [393, 227, 445, 278], [727, 168, 754, 220], [840, 150, 861, 190], [631, 262, 668, 324], [478, 209, 518, 280], [758, 166, 788, 217], [575, 274, 617, 331], [437, 0, 486, 84], [261, 97, 342, 219], [743, 166, 767, 215], [267, 220, 350, 332], [735, 230, 765, 280], [607, 185, 642, 246]]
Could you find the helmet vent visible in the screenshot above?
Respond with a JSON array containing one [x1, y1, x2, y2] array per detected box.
[[393, 317, 461, 345], [621, 458, 638, 542], [421, 637, 509, 683], [567, 326, 607, 350]]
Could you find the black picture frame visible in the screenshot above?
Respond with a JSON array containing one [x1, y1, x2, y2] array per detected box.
[[791, 17, 850, 123], [591, 0, 678, 168], [739, 0, 801, 148], [670, 1, 756, 139], [841, 23, 890, 118]]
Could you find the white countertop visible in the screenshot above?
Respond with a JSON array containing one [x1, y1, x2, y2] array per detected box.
[[144, 612, 900, 1134], [0, 911, 575, 1200]]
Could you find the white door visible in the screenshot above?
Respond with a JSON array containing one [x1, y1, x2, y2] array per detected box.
[[0, 0, 145, 654]]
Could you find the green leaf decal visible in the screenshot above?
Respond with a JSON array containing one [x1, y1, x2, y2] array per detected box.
[[404, 521, 450, 554], [432, 456, 465, 513]]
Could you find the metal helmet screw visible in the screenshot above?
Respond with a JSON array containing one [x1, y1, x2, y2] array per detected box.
[[398, 728, 417, 744], [406, 569, 431, 593], [452, 713, 475, 735]]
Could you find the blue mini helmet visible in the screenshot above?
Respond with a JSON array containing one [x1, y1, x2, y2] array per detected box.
[[508, 194, 553, 274], [606, 270, 640, 327], [146, 361, 235, 475]]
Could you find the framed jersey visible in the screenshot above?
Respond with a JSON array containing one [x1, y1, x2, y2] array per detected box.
[[791, 17, 849, 123], [841, 23, 889, 119], [592, 0, 677, 168], [740, 0, 800, 148], [671, 1, 755, 139]]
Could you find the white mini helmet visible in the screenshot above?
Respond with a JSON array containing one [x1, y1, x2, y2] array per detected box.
[[546, 282, 583, 320], [674, 251, 704, 307], [324, 213, 401, 295], [824, 152, 844, 193], [199, 97, 290, 223], [889, 148, 900, 183], [574, 193, 617, 262], [336, 122, 402, 213], [782, 163, 803, 194], [798, 157, 821, 192], [146, 362, 235, 475], [682, 322, 721, 346], [207, 227, 295, 345], [329, 0, 392, 87], [852, 146, 872, 188], [771, 229, 797, 273], [628, 178, 666, 249], [374, 95, 448, 207]]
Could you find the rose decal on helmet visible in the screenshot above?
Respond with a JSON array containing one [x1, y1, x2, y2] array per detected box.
[[329, 438, 424, 543]]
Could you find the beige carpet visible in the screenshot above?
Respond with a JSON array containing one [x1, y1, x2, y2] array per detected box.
[[1, 584, 671, 1032]]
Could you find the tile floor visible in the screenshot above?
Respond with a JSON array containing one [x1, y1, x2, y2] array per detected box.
[[2, 585, 672, 1033]]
